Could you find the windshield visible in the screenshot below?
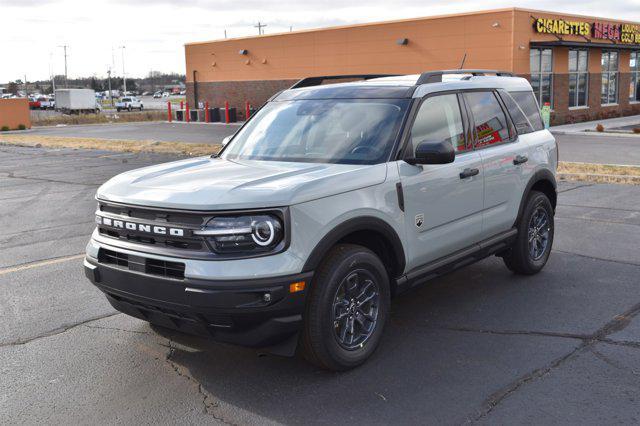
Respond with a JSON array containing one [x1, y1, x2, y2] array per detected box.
[[222, 99, 410, 164]]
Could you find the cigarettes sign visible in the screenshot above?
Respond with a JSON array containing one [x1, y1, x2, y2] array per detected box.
[[534, 18, 640, 44]]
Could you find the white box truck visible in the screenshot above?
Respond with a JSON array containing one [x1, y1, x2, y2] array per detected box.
[[55, 89, 101, 114]]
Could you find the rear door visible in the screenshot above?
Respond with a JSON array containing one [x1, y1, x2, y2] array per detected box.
[[397, 93, 484, 271], [463, 90, 532, 238]]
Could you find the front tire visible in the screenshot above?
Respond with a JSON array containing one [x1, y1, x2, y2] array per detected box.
[[503, 190, 554, 275], [302, 244, 390, 371]]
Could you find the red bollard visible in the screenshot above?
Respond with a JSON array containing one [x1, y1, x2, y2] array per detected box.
[[205, 101, 210, 123], [185, 102, 190, 123], [245, 101, 251, 120], [225, 101, 230, 124], [167, 101, 172, 122]]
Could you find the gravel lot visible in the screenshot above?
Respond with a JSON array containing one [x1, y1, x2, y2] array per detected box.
[[1, 145, 639, 424]]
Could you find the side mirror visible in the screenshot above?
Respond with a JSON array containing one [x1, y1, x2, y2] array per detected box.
[[221, 136, 232, 147], [406, 140, 455, 165]]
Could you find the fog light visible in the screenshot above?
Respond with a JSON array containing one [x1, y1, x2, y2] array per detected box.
[[263, 293, 271, 302], [289, 281, 306, 293]]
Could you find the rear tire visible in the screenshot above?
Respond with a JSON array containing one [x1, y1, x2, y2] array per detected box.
[[301, 244, 390, 371], [503, 190, 554, 275]]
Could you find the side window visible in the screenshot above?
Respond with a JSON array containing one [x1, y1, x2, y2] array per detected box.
[[410, 94, 469, 153], [498, 91, 534, 135], [464, 91, 510, 148], [509, 91, 544, 131]]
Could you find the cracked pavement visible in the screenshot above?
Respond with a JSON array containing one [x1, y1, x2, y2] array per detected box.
[[1, 143, 639, 424]]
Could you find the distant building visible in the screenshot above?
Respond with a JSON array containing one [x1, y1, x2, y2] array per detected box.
[[185, 8, 640, 124]]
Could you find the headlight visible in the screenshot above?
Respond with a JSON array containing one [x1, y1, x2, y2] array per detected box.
[[194, 214, 284, 254]]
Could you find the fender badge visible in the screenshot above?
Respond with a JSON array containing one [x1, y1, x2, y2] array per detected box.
[[415, 214, 424, 228]]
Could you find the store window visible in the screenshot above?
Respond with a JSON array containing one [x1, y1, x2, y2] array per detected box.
[[601, 51, 619, 105], [630, 52, 640, 102], [568, 50, 589, 108], [530, 48, 553, 108]]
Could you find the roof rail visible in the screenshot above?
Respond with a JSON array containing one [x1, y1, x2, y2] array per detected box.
[[289, 74, 401, 89], [416, 69, 514, 85]]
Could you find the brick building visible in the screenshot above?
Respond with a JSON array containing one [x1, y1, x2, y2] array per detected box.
[[184, 8, 640, 124]]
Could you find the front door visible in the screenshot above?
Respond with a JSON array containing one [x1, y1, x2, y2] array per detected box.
[[397, 93, 484, 272]]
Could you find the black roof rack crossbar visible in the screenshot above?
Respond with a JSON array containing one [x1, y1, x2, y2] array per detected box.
[[289, 74, 401, 89], [416, 69, 514, 85]]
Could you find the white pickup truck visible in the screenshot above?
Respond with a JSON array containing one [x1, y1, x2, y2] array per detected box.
[[115, 97, 143, 112]]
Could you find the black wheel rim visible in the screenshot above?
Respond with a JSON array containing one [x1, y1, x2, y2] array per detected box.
[[528, 206, 550, 261], [332, 269, 380, 350]]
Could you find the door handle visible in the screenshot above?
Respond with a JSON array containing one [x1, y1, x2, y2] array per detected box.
[[459, 168, 479, 179], [513, 155, 528, 165]]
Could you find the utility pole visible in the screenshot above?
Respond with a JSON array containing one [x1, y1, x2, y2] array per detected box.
[[24, 74, 27, 97], [254, 22, 267, 35], [107, 68, 113, 107], [58, 45, 68, 88], [120, 46, 126, 93], [49, 52, 56, 94]]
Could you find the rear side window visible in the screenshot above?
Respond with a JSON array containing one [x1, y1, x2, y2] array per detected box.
[[464, 91, 510, 148], [410, 94, 470, 153], [509, 91, 544, 131], [498, 91, 534, 135]]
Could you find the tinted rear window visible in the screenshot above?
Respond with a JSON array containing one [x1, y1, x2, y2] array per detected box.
[[499, 91, 534, 135], [509, 91, 544, 131]]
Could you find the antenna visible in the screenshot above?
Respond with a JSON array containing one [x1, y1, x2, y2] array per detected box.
[[459, 53, 467, 69]]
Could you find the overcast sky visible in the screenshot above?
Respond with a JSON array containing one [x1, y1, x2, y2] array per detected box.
[[1, 0, 639, 83]]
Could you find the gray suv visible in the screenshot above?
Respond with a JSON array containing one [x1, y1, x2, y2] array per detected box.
[[85, 70, 557, 370]]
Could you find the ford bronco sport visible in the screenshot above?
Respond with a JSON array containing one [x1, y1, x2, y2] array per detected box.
[[85, 70, 557, 371]]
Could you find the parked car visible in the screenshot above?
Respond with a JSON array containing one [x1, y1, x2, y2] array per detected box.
[[153, 91, 162, 98], [37, 96, 54, 110], [85, 70, 557, 371], [115, 97, 143, 112], [28, 97, 41, 109]]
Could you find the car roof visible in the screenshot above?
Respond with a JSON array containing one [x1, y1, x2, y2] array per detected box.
[[273, 72, 533, 101]]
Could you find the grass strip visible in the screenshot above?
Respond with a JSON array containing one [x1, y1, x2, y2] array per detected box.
[[0, 134, 220, 156]]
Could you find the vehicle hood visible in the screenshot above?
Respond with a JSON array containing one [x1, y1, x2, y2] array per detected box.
[[97, 156, 387, 210]]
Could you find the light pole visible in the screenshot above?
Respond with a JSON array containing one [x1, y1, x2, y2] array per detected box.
[[58, 45, 68, 88], [107, 68, 114, 108], [120, 46, 126, 93]]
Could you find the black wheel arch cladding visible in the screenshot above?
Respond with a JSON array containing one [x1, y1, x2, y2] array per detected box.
[[514, 169, 557, 227], [302, 216, 406, 278]]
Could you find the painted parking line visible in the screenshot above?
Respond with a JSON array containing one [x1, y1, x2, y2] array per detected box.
[[0, 254, 84, 276]]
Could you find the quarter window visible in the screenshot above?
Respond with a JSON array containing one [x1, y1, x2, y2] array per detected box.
[[530, 48, 553, 108], [601, 51, 619, 105], [569, 50, 589, 108], [499, 91, 534, 135], [410, 94, 469, 153], [630, 52, 640, 102], [509, 91, 544, 131], [465, 92, 510, 148]]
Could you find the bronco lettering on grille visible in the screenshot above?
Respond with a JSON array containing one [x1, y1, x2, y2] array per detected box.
[[96, 215, 185, 237]]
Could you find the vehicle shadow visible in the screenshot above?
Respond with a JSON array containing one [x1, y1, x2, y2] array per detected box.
[[148, 253, 618, 424]]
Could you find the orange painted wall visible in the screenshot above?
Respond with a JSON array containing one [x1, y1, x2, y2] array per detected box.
[[186, 8, 640, 83], [185, 9, 516, 83], [0, 99, 31, 130]]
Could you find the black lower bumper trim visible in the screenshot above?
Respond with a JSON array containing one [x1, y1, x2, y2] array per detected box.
[[84, 257, 312, 347]]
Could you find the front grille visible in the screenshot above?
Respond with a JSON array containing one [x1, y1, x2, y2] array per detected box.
[[98, 248, 185, 280], [97, 201, 209, 253]]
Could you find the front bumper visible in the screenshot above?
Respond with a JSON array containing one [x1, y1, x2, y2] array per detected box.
[[84, 257, 312, 348]]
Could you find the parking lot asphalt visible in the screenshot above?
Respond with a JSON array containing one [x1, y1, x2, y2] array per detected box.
[[1, 145, 639, 424], [28, 121, 241, 144], [555, 133, 640, 165]]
